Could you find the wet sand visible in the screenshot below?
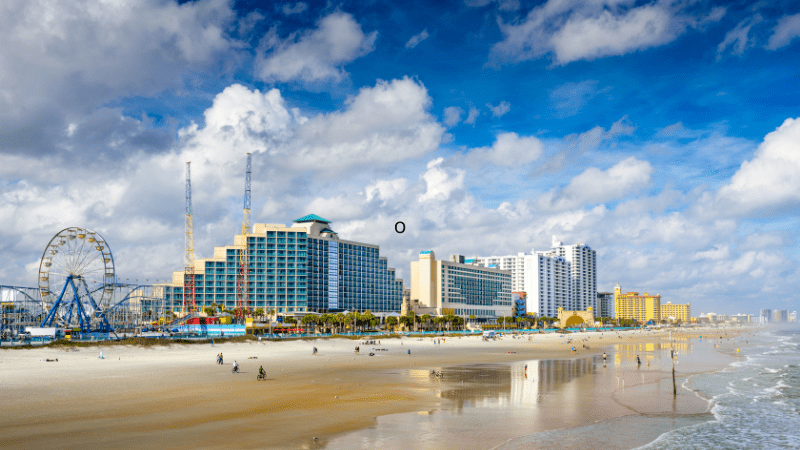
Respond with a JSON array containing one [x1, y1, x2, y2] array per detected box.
[[0, 327, 753, 449]]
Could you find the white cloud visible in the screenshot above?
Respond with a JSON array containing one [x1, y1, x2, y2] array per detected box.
[[465, 132, 544, 167], [443, 106, 464, 127], [465, 106, 480, 125], [691, 245, 730, 261], [282, 2, 308, 15], [487, 101, 511, 117], [766, 13, 800, 50], [174, 77, 444, 182], [490, 0, 725, 65], [405, 29, 430, 48], [365, 178, 409, 203], [305, 194, 364, 220], [0, 0, 236, 155], [715, 117, 800, 217], [256, 12, 377, 84], [716, 14, 763, 60], [419, 158, 466, 202], [541, 157, 653, 210]]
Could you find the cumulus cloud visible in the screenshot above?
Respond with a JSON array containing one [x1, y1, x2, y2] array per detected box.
[[715, 117, 800, 217], [540, 157, 653, 210], [487, 101, 511, 117], [0, 0, 236, 156], [490, 0, 725, 65], [419, 158, 466, 202], [256, 12, 377, 84], [464, 106, 480, 125], [443, 106, 464, 127], [464, 132, 544, 168], [405, 29, 430, 48], [766, 13, 800, 50], [365, 178, 410, 203]]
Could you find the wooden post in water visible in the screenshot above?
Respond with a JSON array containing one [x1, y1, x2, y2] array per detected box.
[[672, 348, 677, 397]]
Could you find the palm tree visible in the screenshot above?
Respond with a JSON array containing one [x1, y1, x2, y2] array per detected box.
[[421, 314, 431, 331], [334, 313, 345, 335], [301, 314, 317, 333], [386, 316, 398, 331]]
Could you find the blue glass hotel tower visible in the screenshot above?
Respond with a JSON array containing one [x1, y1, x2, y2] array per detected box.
[[162, 215, 403, 315]]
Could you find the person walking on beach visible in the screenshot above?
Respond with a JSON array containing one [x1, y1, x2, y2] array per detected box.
[[313, 347, 318, 356], [636, 355, 641, 366], [219, 353, 223, 364], [602, 352, 607, 366]]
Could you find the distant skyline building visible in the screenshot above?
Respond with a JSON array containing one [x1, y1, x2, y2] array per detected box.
[[790, 311, 797, 323], [660, 301, 691, 323], [774, 309, 789, 323], [760, 308, 772, 323], [162, 215, 404, 316], [410, 251, 512, 321], [597, 292, 615, 318]]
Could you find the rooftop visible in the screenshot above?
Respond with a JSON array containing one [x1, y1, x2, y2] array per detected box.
[[294, 214, 331, 224]]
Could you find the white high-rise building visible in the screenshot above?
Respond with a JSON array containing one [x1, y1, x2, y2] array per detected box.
[[473, 253, 528, 292], [475, 237, 595, 317], [546, 238, 597, 314], [524, 253, 571, 318]]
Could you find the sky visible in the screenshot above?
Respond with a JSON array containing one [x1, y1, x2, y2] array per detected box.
[[1, 0, 799, 316]]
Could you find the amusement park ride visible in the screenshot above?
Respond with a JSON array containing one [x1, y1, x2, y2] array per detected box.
[[0, 154, 255, 338]]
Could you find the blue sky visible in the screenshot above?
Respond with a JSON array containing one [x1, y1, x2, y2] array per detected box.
[[1, 0, 800, 316]]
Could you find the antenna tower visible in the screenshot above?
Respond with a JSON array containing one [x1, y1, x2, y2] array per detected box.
[[236, 153, 252, 317], [184, 161, 196, 315]]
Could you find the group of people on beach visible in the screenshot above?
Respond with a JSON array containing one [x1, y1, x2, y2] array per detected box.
[[216, 353, 223, 364]]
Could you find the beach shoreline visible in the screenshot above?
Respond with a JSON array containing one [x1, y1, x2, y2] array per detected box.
[[0, 326, 755, 449]]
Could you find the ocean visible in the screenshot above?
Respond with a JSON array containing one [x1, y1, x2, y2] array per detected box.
[[639, 327, 800, 449], [324, 328, 800, 449]]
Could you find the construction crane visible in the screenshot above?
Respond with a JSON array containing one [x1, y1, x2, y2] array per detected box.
[[236, 153, 251, 318], [184, 161, 196, 315]]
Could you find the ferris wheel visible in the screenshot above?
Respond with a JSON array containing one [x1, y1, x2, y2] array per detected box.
[[38, 227, 116, 331]]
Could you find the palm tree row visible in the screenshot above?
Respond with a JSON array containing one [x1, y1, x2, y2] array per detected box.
[[300, 311, 380, 334]]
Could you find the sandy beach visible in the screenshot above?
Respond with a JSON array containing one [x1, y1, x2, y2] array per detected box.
[[0, 327, 754, 449]]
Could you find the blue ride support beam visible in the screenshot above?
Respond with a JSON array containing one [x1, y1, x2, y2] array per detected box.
[[41, 276, 72, 327]]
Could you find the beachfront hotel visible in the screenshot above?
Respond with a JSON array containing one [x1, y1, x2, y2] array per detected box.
[[597, 292, 615, 318], [660, 301, 691, 323], [161, 215, 404, 316], [410, 251, 512, 321], [475, 237, 597, 318], [613, 283, 661, 323]]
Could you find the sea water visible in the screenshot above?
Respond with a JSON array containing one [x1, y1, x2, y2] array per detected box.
[[324, 329, 800, 449], [638, 328, 800, 449]]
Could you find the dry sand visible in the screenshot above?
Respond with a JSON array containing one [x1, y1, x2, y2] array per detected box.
[[0, 327, 753, 449]]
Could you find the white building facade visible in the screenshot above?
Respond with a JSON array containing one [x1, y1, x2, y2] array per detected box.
[[547, 239, 597, 314], [474, 238, 596, 318], [411, 251, 512, 321]]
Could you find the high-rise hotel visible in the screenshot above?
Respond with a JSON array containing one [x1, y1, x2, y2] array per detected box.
[[162, 215, 404, 315], [410, 251, 512, 321], [475, 237, 597, 318]]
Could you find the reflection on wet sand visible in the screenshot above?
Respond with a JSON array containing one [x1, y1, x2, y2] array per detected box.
[[420, 357, 600, 411], [324, 338, 726, 450]]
